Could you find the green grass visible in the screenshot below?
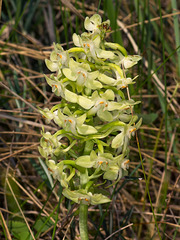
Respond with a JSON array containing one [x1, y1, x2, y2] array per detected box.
[[0, 0, 180, 239]]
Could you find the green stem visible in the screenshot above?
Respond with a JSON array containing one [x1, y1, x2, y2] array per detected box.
[[79, 203, 89, 240], [68, 47, 85, 53]]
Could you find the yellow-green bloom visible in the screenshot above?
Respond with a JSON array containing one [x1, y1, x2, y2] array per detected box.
[[46, 160, 69, 188], [55, 107, 97, 136], [73, 33, 115, 60], [62, 188, 111, 205], [39, 131, 63, 158], [63, 58, 102, 92], [45, 43, 69, 75], [111, 117, 142, 150]]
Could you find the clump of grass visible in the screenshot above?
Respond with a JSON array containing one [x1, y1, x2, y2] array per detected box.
[[0, 1, 179, 239]]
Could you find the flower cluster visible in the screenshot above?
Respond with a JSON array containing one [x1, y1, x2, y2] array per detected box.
[[39, 14, 142, 205]]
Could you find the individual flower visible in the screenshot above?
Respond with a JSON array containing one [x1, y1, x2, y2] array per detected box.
[[45, 43, 69, 76], [55, 106, 97, 135], [63, 58, 102, 92], [45, 74, 80, 104], [112, 50, 142, 69], [102, 154, 129, 181], [103, 162, 122, 181], [75, 150, 114, 170], [75, 151, 128, 181], [111, 116, 142, 150], [115, 70, 139, 89], [47, 160, 70, 188], [62, 188, 111, 205], [107, 99, 139, 111], [39, 131, 63, 158], [38, 107, 55, 124], [84, 14, 102, 33], [87, 90, 114, 122], [84, 14, 111, 39], [87, 90, 137, 122], [73, 33, 115, 60], [121, 55, 142, 69], [116, 76, 135, 89], [45, 74, 64, 97], [98, 72, 138, 89], [44, 74, 95, 110]]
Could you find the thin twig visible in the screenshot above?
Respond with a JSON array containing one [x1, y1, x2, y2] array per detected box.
[[0, 82, 38, 112], [104, 223, 133, 240]]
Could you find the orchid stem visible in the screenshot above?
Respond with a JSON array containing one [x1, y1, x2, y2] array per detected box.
[[79, 203, 89, 240]]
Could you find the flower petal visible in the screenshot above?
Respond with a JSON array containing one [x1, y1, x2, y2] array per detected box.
[[84, 14, 102, 32], [111, 131, 124, 148], [91, 194, 111, 205], [76, 155, 94, 168], [63, 68, 77, 81], [96, 49, 115, 59], [97, 109, 113, 122], [77, 124, 97, 135], [76, 113, 86, 126], [64, 89, 78, 103], [123, 55, 142, 68], [72, 33, 82, 47], [101, 89, 115, 101], [45, 59, 59, 72], [98, 73, 116, 85], [77, 96, 94, 109]]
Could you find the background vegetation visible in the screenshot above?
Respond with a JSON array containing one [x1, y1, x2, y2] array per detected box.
[[0, 0, 179, 239]]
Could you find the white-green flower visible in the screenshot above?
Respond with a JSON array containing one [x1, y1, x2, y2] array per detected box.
[[39, 107, 55, 124], [45, 74, 79, 103], [47, 160, 69, 188], [87, 90, 114, 122], [45, 43, 69, 75], [87, 90, 137, 122], [62, 188, 111, 205], [122, 55, 142, 69], [75, 151, 114, 170], [55, 107, 97, 135], [75, 151, 127, 181], [112, 51, 142, 69], [45, 74, 63, 97], [63, 58, 102, 92], [111, 117, 142, 150], [73, 33, 115, 60], [39, 131, 62, 158], [103, 158, 129, 181], [84, 14, 102, 33], [84, 14, 111, 38], [103, 163, 122, 181], [114, 71, 138, 89]]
